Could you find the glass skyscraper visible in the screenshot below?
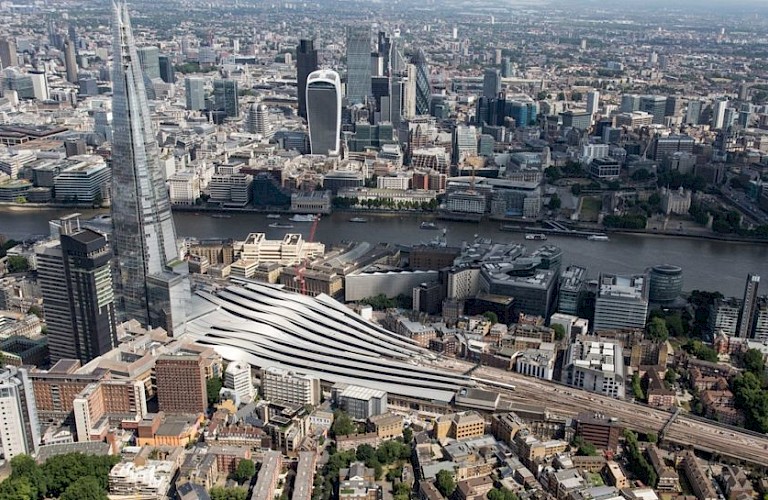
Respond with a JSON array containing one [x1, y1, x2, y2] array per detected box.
[[306, 69, 341, 156], [110, 1, 188, 334], [214, 79, 239, 118], [296, 39, 318, 119], [412, 49, 431, 116], [345, 26, 371, 104]]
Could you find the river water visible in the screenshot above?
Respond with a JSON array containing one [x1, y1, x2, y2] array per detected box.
[[1, 206, 766, 298]]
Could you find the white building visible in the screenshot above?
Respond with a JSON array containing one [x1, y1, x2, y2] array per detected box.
[[593, 273, 649, 331], [562, 340, 626, 398], [377, 173, 411, 190], [234, 232, 324, 267], [261, 366, 320, 406], [660, 187, 691, 215], [515, 346, 556, 380], [0, 366, 40, 459], [168, 170, 200, 205], [549, 313, 589, 340], [224, 361, 255, 405], [53, 155, 111, 203], [109, 460, 176, 499]]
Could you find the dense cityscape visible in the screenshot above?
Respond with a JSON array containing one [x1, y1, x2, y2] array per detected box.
[[0, 0, 767, 499]]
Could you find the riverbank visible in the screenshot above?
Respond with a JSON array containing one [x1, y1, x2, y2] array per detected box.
[[1, 202, 766, 245]]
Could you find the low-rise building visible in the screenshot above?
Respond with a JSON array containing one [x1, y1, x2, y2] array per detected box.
[[251, 450, 283, 500], [367, 413, 403, 440], [434, 411, 486, 441], [681, 451, 718, 500]]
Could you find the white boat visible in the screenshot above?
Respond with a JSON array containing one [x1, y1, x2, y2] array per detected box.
[[269, 222, 294, 229], [587, 234, 610, 241], [349, 217, 368, 223], [420, 222, 438, 230], [266, 214, 281, 219], [288, 214, 317, 222], [525, 233, 547, 241]]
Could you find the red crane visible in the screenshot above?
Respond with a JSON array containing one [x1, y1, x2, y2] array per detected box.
[[296, 215, 320, 295]]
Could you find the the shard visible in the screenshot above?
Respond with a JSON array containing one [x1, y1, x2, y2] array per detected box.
[[110, 1, 188, 335]]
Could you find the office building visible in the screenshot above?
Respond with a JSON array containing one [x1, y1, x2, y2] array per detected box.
[[223, 361, 254, 404], [710, 298, 740, 336], [296, 39, 318, 119], [0, 38, 17, 69], [53, 155, 111, 203], [482, 68, 500, 99], [110, 2, 189, 334], [185, 77, 205, 111], [640, 95, 667, 124], [73, 379, 147, 442], [753, 299, 768, 342], [214, 79, 239, 118], [36, 220, 117, 364], [686, 100, 703, 125], [593, 273, 649, 331], [412, 49, 431, 115], [306, 69, 342, 156], [0, 366, 40, 459], [713, 100, 728, 129], [586, 90, 600, 116], [575, 412, 622, 450], [63, 38, 78, 83], [562, 340, 626, 398], [260, 367, 320, 406], [156, 354, 207, 414], [738, 274, 760, 338], [560, 111, 591, 131], [246, 103, 272, 138], [346, 26, 371, 104], [453, 124, 477, 164], [332, 383, 387, 420], [648, 265, 683, 303], [558, 265, 587, 315], [158, 55, 175, 83], [136, 46, 160, 80]]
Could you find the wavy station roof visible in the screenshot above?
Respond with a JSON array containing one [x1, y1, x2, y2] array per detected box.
[[185, 279, 472, 403]]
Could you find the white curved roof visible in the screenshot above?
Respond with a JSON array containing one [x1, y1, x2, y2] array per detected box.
[[185, 279, 472, 403]]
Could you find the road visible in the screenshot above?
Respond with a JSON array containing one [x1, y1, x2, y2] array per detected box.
[[470, 366, 768, 467]]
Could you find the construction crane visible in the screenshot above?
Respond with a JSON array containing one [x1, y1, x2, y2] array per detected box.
[[295, 215, 320, 295]]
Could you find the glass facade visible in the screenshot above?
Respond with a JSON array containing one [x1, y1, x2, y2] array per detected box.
[[306, 70, 341, 156], [412, 49, 431, 116], [345, 26, 371, 104], [110, 2, 187, 332]]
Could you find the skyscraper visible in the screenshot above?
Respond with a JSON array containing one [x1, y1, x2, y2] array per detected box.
[[110, 2, 189, 334], [586, 90, 600, 116], [377, 31, 392, 76], [246, 103, 272, 138], [136, 46, 160, 80], [158, 55, 175, 83], [214, 79, 239, 118], [482, 68, 500, 99], [296, 39, 318, 119], [0, 38, 17, 69], [36, 218, 117, 363], [738, 274, 760, 338], [185, 77, 205, 111], [63, 38, 78, 83], [411, 49, 431, 116], [346, 26, 371, 104], [306, 69, 341, 156], [686, 100, 703, 125], [0, 366, 40, 459]]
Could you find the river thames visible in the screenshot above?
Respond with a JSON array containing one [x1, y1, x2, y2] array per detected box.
[[1, 206, 766, 298]]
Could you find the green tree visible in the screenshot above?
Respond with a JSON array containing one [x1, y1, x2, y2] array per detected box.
[[8, 455, 45, 499], [646, 317, 669, 342], [482, 311, 498, 324], [548, 193, 561, 210], [631, 373, 645, 401], [59, 477, 108, 500], [645, 432, 658, 444], [210, 486, 248, 500], [0, 477, 37, 500], [207, 376, 223, 406], [435, 470, 455, 497], [331, 410, 356, 437], [355, 444, 376, 464], [488, 487, 518, 500], [232, 459, 256, 484], [402, 426, 413, 443], [551, 323, 566, 341], [7, 255, 29, 273], [743, 349, 765, 375], [571, 184, 582, 195]]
